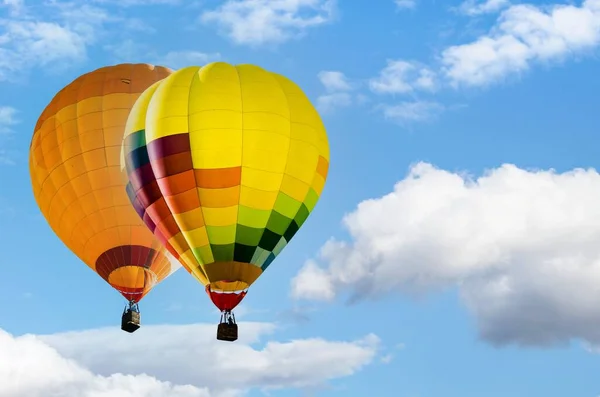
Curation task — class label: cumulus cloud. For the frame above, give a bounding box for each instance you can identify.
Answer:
[25,322,380,396]
[291,163,600,347]
[0,328,213,397]
[200,0,336,46]
[442,0,600,86]
[457,0,510,16]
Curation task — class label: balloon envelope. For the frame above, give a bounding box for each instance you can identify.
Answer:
[29,63,178,303]
[123,62,330,310]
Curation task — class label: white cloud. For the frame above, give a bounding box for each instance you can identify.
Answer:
[395,0,416,9]
[318,70,353,92]
[291,163,600,347]
[1,0,24,16]
[0,19,88,80]
[154,51,222,70]
[200,0,336,46]
[458,0,510,16]
[369,60,437,94]
[0,2,163,81]
[442,0,600,86]
[379,101,444,123]
[0,3,114,81]
[316,70,361,113]
[0,106,18,134]
[0,328,213,397]
[317,92,353,113]
[105,39,220,70]
[92,0,180,6]
[30,322,379,395]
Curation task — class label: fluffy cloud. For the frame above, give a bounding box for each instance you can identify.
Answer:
[442,0,600,86]
[291,163,600,347]
[369,60,436,94]
[16,321,379,396]
[0,328,212,397]
[457,0,510,16]
[200,0,336,46]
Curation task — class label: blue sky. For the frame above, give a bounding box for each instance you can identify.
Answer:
[1,0,600,396]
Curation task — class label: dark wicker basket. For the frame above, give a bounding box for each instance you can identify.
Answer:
[217,323,238,342]
[121,310,141,333]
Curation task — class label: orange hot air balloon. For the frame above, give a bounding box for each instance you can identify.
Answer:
[29,63,176,333]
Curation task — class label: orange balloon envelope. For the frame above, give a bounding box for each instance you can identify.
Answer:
[29,64,178,313]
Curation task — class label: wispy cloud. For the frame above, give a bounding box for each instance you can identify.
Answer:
[395,0,417,9]
[457,0,510,16]
[379,101,445,123]
[369,60,437,94]
[200,0,337,46]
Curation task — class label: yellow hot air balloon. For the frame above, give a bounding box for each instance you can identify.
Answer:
[123,62,330,341]
[29,63,176,333]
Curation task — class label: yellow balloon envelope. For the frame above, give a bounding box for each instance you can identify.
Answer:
[29,64,177,331]
[122,62,330,337]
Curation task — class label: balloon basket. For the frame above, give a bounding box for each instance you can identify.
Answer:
[121,302,141,333]
[216,310,238,342]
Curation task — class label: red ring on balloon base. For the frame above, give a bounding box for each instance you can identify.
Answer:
[205,284,248,312]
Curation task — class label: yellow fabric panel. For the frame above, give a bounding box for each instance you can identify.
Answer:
[311,173,326,196]
[241,168,282,191]
[284,139,320,184]
[198,186,240,208]
[239,186,278,210]
[172,207,205,231]
[188,63,243,169]
[272,73,330,160]
[242,130,289,173]
[202,206,238,227]
[29,63,177,299]
[280,174,310,202]
[146,66,200,140]
[185,227,210,247]
[124,80,162,139]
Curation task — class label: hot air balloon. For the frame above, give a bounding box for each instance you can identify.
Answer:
[123,62,330,341]
[29,63,176,333]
